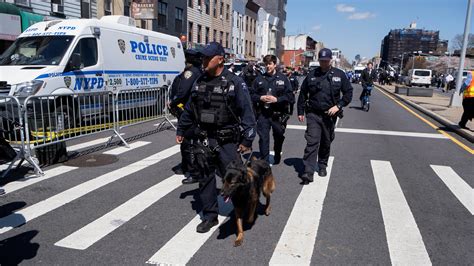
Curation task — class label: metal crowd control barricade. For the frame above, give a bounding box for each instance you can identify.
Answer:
[114,87,175,146]
[0,95,41,177]
[23,92,126,166]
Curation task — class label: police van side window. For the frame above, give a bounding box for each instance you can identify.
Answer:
[67,38,98,71]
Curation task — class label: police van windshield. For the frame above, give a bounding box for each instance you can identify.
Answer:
[0,36,74,66]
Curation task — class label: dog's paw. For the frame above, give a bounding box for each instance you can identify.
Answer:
[234,236,243,247]
[265,206,272,216]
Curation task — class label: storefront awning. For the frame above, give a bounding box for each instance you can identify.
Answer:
[0,2,21,16]
[20,11,43,31]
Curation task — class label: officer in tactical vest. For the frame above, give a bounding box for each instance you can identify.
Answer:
[169,49,202,184]
[249,55,294,165]
[241,61,260,87]
[287,70,299,115]
[176,42,256,233]
[297,48,353,184]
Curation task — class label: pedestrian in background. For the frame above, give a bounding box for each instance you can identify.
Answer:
[250,55,294,164]
[297,48,353,184]
[458,70,474,129]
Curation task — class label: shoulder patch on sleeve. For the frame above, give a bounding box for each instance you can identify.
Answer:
[184,71,193,79]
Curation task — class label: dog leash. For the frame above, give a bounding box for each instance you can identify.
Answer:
[241,148,253,166]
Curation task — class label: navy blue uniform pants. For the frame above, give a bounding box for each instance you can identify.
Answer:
[196,138,240,221]
[303,112,336,173]
[257,114,286,162]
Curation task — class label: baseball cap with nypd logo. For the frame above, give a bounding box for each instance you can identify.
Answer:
[318,48,332,60]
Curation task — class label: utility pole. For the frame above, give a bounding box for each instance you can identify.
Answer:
[450,0,472,107]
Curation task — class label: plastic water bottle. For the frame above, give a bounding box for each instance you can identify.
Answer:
[264,88,272,109]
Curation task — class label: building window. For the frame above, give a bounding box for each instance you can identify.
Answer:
[236,16,239,28]
[226,32,229,48]
[213,0,217,17]
[124,1,130,16]
[51,0,64,14]
[213,29,217,42]
[246,16,248,32]
[226,4,230,20]
[175,7,183,33]
[188,22,194,43]
[81,0,91,18]
[197,25,202,43]
[220,2,224,18]
[188,0,193,8]
[245,40,248,55]
[254,20,256,34]
[205,27,210,44]
[205,0,210,15]
[158,1,167,28]
[220,31,223,45]
[104,0,112,16]
[15,0,30,7]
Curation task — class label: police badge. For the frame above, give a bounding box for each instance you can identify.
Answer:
[64,76,71,88]
[163,74,167,82]
[118,39,126,54]
[171,47,176,58]
[184,70,193,79]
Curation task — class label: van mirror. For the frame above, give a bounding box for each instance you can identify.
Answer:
[68,53,82,70]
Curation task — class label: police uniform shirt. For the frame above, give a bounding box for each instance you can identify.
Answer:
[249,71,294,112]
[297,67,353,115]
[169,65,202,106]
[177,68,256,147]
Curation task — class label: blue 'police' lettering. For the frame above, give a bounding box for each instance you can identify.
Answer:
[129,40,169,59]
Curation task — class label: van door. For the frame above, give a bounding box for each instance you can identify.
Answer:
[63,36,107,127]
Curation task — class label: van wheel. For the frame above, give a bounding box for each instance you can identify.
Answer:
[425,85,429,88]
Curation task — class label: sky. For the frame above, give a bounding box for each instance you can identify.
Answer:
[285,0,474,62]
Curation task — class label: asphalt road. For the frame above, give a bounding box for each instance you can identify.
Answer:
[0,83,472,265]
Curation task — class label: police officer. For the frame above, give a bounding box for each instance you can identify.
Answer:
[241,61,260,88]
[287,70,299,115]
[169,49,202,184]
[176,42,256,233]
[297,48,353,184]
[250,55,294,165]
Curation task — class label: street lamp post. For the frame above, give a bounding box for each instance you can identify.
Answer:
[450,0,472,107]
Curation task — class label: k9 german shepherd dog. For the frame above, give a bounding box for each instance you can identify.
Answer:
[221,158,276,246]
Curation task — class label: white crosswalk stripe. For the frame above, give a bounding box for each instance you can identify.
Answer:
[269,157,334,265]
[146,196,234,265]
[430,165,474,215]
[67,133,125,153]
[55,174,183,250]
[371,160,431,265]
[0,145,180,234]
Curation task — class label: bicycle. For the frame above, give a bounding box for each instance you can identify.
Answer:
[361,86,373,112]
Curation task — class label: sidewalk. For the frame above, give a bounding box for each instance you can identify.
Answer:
[375,84,474,143]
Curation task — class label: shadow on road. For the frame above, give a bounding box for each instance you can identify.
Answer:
[0,230,40,265]
[0,202,26,219]
[284,157,305,177]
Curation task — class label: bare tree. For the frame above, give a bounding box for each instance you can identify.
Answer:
[451,33,474,51]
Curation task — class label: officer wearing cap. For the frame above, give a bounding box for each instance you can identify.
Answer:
[297,48,353,184]
[249,55,294,164]
[169,49,202,184]
[176,42,256,233]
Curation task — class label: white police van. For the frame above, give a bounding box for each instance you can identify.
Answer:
[0,16,184,126]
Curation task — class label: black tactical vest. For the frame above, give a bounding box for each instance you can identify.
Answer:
[192,73,238,128]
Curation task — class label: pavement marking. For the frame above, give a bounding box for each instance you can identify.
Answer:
[102,141,150,155]
[430,165,474,215]
[55,174,184,250]
[376,86,474,155]
[269,157,334,265]
[0,145,180,234]
[2,166,78,195]
[67,134,125,153]
[371,160,431,265]
[286,125,448,139]
[146,196,234,265]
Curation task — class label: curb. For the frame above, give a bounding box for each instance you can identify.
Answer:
[375,84,474,143]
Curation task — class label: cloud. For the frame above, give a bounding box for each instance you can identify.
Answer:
[311,25,322,32]
[348,12,376,20]
[336,4,356,13]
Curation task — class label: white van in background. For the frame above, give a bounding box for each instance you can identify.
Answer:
[405,69,432,88]
[0,16,185,98]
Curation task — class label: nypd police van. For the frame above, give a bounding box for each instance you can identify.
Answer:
[0,16,184,119]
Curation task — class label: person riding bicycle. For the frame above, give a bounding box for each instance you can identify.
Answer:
[359,62,377,104]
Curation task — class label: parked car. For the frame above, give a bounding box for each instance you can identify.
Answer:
[404,69,432,88]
